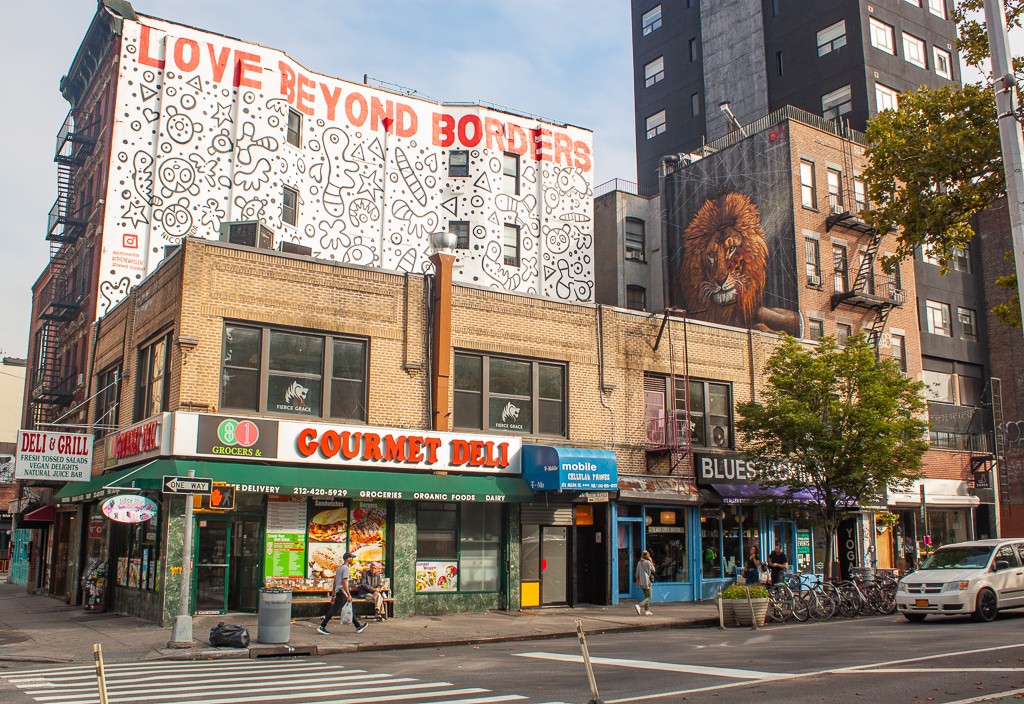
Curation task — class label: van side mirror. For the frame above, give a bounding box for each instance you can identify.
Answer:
[995,560,1011,571]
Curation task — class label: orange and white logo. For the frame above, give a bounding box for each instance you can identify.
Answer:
[123,233,139,249]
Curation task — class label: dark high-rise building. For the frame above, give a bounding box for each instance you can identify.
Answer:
[631,0,959,191]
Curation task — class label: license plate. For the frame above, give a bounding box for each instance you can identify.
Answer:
[915,599,929,608]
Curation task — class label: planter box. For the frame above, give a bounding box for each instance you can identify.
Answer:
[725,597,768,627]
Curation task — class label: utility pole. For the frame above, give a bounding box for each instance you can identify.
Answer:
[984,0,1024,332]
[168,470,196,648]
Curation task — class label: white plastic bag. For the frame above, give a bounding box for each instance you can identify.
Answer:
[340,601,354,625]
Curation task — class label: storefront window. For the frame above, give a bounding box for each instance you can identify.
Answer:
[453,352,566,437]
[700,509,723,578]
[416,503,503,592]
[646,508,688,583]
[110,500,161,591]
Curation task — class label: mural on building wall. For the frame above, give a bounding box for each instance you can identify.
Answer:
[99,19,595,317]
[664,124,799,335]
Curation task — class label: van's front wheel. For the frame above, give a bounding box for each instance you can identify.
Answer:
[972,588,998,622]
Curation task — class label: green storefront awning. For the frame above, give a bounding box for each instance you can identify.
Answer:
[55,459,534,504]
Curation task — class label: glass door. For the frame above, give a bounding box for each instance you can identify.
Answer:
[229,518,262,612]
[541,526,568,605]
[617,521,642,599]
[195,519,230,614]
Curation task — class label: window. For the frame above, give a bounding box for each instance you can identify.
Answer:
[817,20,847,56]
[928,0,946,19]
[821,85,853,121]
[449,221,469,249]
[691,93,700,117]
[94,365,121,437]
[805,237,822,286]
[903,33,927,68]
[809,318,825,341]
[921,243,941,266]
[958,363,984,406]
[904,0,922,6]
[837,323,853,347]
[884,255,903,298]
[876,83,900,112]
[110,510,161,591]
[952,246,972,273]
[282,186,298,227]
[933,46,952,79]
[220,324,367,421]
[625,218,646,261]
[678,379,732,449]
[776,50,784,77]
[646,110,666,138]
[503,223,520,267]
[689,38,698,62]
[502,153,520,195]
[645,56,665,87]
[287,108,302,147]
[833,243,849,293]
[827,168,843,209]
[800,160,816,209]
[453,353,566,437]
[958,307,978,340]
[416,503,502,593]
[930,431,989,452]
[923,369,954,403]
[924,299,952,336]
[642,5,662,35]
[449,150,469,177]
[869,18,896,55]
[627,285,647,311]
[135,333,171,421]
[854,177,867,211]
[891,334,907,373]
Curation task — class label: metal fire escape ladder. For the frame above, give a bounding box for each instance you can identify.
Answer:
[646,311,693,479]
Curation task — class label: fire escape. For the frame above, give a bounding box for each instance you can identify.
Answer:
[826,134,903,351]
[643,310,693,478]
[31,110,95,412]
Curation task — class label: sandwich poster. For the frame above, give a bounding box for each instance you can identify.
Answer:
[307,502,350,589]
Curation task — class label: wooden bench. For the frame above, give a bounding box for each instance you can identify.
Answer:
[290,590,394,618]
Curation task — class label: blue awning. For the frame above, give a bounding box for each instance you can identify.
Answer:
[521,446,618,491]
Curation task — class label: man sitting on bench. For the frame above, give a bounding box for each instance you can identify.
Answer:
[357,561,389,621]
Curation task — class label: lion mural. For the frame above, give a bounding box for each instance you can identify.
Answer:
[679,192,796,333]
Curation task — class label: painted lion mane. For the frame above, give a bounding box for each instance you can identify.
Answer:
[679,192,769,327]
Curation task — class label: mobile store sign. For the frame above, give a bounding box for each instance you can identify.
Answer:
[16,430,93,482]
[175,413,522,475]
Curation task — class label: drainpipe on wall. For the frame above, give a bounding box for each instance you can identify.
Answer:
[429,250,455,431]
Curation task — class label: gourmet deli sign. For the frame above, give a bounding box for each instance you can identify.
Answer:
[16,430,93,482]
[174,413,522,475]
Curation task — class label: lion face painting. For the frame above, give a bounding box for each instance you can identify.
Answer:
[679,192,770,328]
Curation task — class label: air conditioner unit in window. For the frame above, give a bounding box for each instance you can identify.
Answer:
[831,204,844,216]
[625,250,644,261]
[808,274,821,286]
[219,221,275,250]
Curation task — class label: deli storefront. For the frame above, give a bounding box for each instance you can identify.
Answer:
[56,412,533,625]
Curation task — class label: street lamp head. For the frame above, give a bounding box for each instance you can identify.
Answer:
[429,230,458,254]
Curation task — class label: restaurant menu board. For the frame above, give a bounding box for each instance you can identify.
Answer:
[264,496,307,587]
[349,501,386,581]
[306,501,349,590]
[416,561,458,592]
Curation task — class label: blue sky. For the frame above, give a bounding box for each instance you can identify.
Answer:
[0,0,637,358]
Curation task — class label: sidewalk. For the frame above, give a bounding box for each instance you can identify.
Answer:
[0,581,719,664]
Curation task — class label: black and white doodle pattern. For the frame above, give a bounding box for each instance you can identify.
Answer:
[98,20,594,316]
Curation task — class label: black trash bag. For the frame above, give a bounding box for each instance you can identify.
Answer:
[209,622,250,648]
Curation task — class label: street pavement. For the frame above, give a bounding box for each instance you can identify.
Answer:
[0,580,719,664]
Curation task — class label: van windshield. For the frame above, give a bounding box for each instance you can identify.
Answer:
[920,546,993,570]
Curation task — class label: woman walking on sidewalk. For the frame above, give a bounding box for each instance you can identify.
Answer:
[635,550,655,615]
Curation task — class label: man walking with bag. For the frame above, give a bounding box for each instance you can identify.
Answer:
[318,552,367,635]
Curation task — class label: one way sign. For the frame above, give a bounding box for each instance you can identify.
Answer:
[161,475,213,495]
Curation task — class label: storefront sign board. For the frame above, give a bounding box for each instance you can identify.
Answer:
[16,430,93,482]
[694,452,758,485]
[101,494,157,523]
[103,413,171,469]
[521,446,617,491]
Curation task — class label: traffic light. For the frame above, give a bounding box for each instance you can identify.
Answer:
[202,484,235,510]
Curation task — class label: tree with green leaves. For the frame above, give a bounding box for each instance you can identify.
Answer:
[736,335,928,579]
[863,0,1022,327]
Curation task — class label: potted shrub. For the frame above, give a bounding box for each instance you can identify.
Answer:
[718,583,769,627]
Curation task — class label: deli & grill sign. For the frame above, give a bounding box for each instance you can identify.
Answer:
[16,430,93,482]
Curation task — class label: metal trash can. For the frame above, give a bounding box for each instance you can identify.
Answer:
[257,588,292,644]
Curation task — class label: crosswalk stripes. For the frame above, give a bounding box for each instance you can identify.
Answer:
[0,658,529,704]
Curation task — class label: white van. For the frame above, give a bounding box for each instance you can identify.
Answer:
[896,539,1024,622]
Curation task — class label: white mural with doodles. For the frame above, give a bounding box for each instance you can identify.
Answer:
[98,16,595,317]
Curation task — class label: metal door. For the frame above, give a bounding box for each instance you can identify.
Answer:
[195,519,231,614]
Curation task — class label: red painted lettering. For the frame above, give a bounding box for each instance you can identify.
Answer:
[138,25,166,69]
[395,102,417,137]
[507,124,528,156]
[485,117,506,152]
[173,38,200,72]
[233,51,262,88]
[573,140,592,172]
[296,73,316,116]
[370,97,395,133]
[458,115,483,148]
[208,43,232,83]
[498,442,509,468]
[278,61,296,104]
[553,132,573,167]
[320,83,342,121]
[536,128,553,162]
[345,92,368,127]
[296,428,318,457]
[432,112,455,147]
[529,128,542,161]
